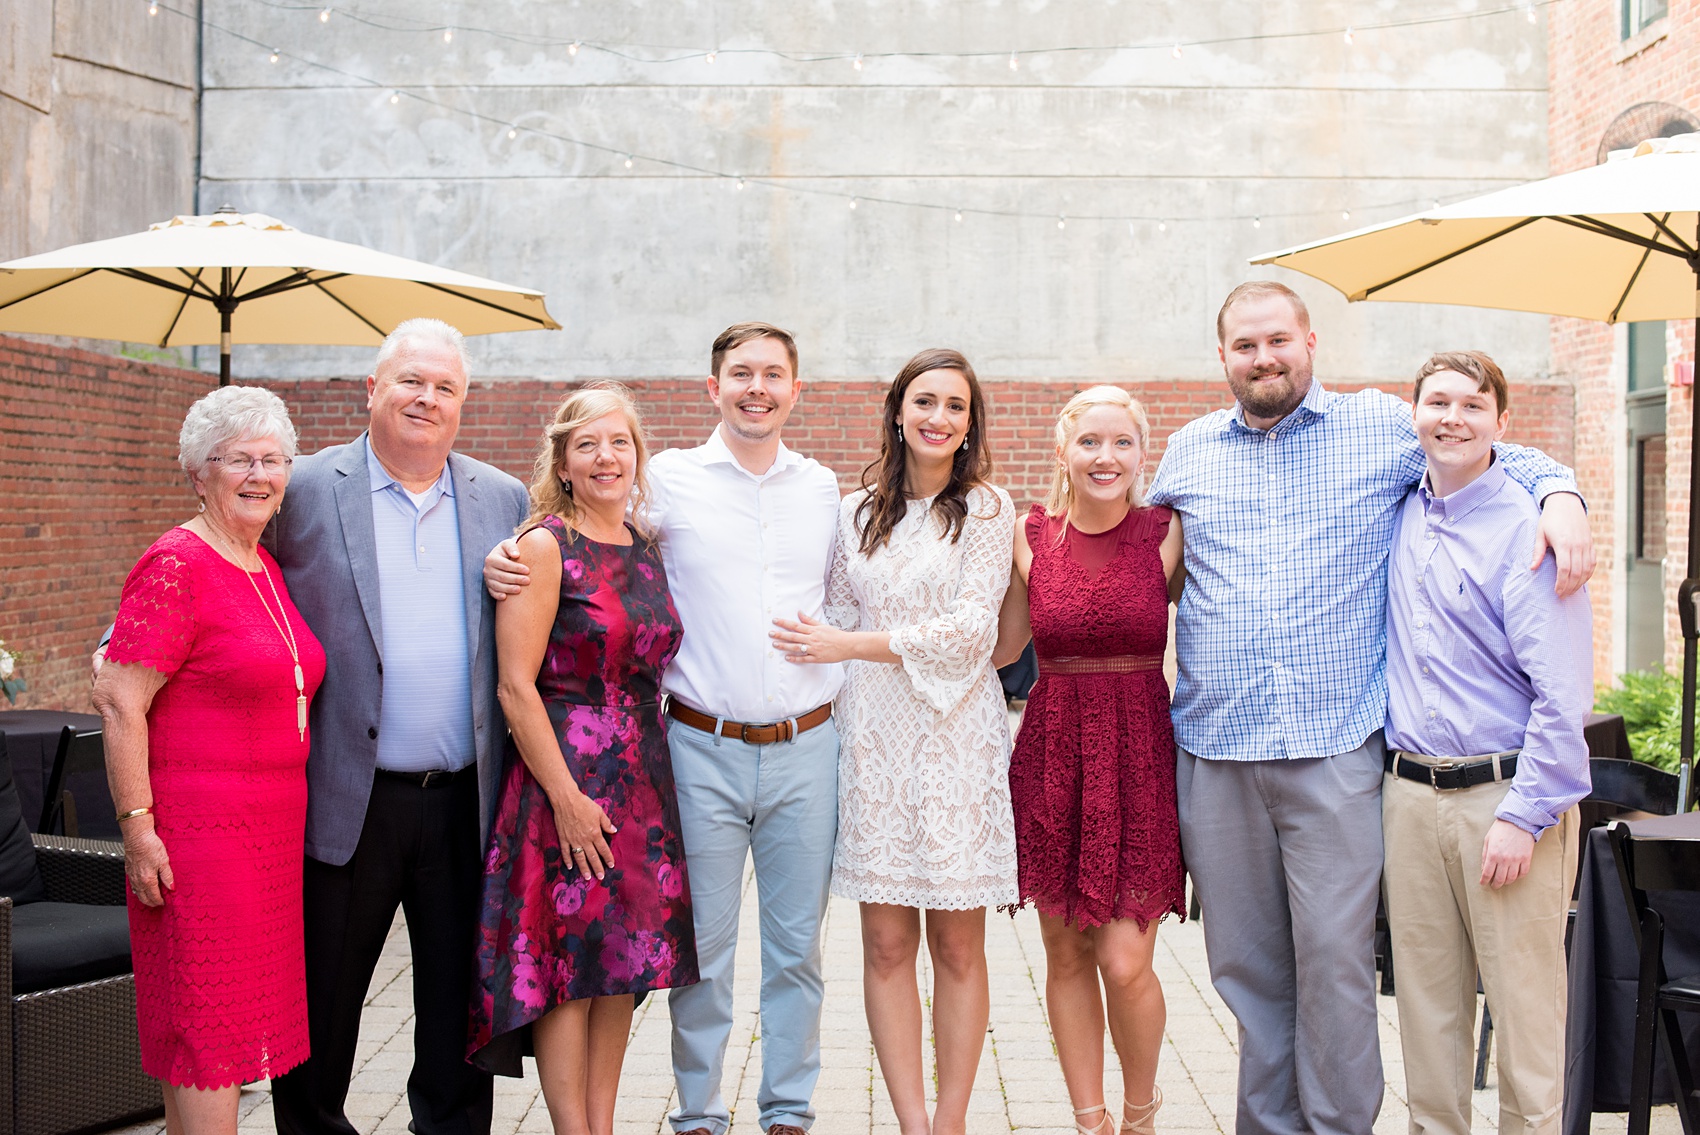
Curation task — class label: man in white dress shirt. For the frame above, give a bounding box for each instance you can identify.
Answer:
[488,323,841,1135]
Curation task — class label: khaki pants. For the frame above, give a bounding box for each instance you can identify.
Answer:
[1382,764,1579,1135]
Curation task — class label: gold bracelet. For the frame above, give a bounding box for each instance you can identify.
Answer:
[116,806,153,822]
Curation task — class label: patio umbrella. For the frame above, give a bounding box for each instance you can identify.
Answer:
[1251,132,1700,805]
[0,206,560,384]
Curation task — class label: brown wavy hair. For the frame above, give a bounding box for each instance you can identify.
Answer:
[855,348,994,554]
[522,382,653,540]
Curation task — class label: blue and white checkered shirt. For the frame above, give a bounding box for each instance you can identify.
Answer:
[1147,381,1578,763]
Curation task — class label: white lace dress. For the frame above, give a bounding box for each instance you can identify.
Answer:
[827,484,1019,910]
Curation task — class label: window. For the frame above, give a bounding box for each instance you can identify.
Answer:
[1623,0,1668,38]
[1629,321,1667,392]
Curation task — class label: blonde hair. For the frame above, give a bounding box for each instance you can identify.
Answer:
[522,383,653,538]
[1044,385,1151,517]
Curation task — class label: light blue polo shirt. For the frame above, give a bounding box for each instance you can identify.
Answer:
[365,438,475,772]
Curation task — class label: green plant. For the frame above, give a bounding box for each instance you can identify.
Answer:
[0,638,26,705]
[1595,665,1683,773]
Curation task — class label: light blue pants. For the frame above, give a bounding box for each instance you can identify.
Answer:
[666,716,839,1135]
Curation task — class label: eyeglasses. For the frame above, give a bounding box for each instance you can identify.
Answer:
[207,454,293,474]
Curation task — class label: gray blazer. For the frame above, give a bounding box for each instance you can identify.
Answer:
[267,433,529,866]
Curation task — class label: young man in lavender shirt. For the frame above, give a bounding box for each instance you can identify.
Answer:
[1381,350,1592,1135]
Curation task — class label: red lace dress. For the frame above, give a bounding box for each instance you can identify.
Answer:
[1008,505,1185,930]
[106,527,325,1089]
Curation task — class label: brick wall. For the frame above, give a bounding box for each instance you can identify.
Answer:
[1548,0,1700,680]
[2,334,1573,712]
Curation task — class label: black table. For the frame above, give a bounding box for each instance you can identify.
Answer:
[0,709,114,840]
[1563,811,1700,1134]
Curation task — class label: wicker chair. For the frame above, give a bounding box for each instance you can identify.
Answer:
[0,737,160,1135]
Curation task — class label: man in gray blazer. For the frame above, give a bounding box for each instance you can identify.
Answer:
[267,319,528,1135]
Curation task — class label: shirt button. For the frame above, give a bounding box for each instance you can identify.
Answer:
[1427,710,1436,719]
[418,546,426,554]
[1422,666,1430,674]
[1414,618,1425,629]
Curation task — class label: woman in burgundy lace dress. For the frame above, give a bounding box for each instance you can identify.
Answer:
[994,386,1185,1135]
[467,383,696,1134]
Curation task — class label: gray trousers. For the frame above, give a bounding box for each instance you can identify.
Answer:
[1176,734,1386,1135]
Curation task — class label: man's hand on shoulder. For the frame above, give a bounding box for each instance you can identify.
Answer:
[1531,491,1595,598]
[485,538,528,599]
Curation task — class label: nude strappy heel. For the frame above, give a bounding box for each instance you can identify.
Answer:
[1121,1086,1162,1134]
[1074,1103,1113,1134]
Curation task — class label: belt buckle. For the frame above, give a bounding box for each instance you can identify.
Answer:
[739,722,765,745]
[1429,761,1461,790]
[420,769,446,788]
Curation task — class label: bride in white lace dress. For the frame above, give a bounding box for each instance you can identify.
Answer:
[771,348,1015,1135]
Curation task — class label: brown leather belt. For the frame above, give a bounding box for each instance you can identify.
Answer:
[1037,654,1165,675]
[666,699,834,745]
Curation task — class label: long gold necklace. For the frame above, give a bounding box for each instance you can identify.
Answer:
[206,522,307,741]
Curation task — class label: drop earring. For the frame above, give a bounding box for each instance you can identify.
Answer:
[896,424,903,442]
[197,498,206,513]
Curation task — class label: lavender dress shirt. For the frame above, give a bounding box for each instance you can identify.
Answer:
[1384,460,1593,837]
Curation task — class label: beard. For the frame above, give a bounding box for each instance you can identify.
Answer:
[1228,358,1313,423]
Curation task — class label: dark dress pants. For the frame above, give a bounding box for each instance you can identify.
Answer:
[273,772,494,1135]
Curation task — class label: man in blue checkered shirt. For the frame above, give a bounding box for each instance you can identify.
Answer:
[1147,282,1593,1135]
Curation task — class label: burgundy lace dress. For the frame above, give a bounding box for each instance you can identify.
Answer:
[1008,504,1185,930]
[106,527,324,1088]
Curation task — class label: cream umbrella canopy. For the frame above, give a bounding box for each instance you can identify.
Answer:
[0,207,561,384]
[1252,132,1700,804]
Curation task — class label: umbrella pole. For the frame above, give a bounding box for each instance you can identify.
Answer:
[1684,275,1700,812]
[218,267,232,387]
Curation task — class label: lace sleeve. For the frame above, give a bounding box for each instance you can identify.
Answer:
[106,543,198,679]
[889,487,1015,714]
[824,495,862,631]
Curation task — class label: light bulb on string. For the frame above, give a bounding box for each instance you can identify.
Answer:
[318,8,330,22]
[624,154,634,169]
[1057,216,1066,230]
[1171,43,1183,59]
[442,28,453,43]
[1343,26,1354,45]
[506,126,517,139]
[1008,52,1019,71]
[1432,199,1441,210]
[147,1,158,15]
[1158,219,1168,233]
[1341,208,1351,221]
[736,176,746,190]
[567,40,579,56]
[853,53,863,71]
[269,48,280,63]
[388,90,400,105]
[1526,2,1538,22]
[848,197,859,211]
[1252,216,1261,229]
[705,51,716,64]
[954,210,963,223]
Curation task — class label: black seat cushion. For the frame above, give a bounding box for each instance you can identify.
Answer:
[0,751,47,905]
[10,901,132,994]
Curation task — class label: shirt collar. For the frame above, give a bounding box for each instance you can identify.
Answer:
[1418,456,1504,521]
[365,434,455,498]
[1225,378,1332,436]
[700,424,803,478]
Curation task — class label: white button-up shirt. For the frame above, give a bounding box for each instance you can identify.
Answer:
[648,426,844,722]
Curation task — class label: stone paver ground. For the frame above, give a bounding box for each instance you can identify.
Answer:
[109,860,1668,1134]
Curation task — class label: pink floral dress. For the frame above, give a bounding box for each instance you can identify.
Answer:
[468,517,696,1075]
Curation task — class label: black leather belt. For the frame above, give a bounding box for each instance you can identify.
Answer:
[1385,749,1519,792]
[375,765,476,788]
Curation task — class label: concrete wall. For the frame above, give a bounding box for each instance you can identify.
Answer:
[0,0,199,262]
[197,0,1558,387]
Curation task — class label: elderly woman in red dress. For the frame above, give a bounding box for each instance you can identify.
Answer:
[93,386,324,1135]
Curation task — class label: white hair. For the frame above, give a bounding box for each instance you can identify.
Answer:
[374,317,469,375]
[178,385,298,482]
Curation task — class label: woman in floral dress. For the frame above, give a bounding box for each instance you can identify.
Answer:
[468,383,696,1134]
[772,348,1015,1135]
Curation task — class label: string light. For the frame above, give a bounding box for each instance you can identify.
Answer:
[853,53,863,71]
[318,7,329,22]
[1008,52,1019,71]
[705,51,716,64]
[442,28,452,43]
[268,48,280,63]
[507,126,517,139]
[148,1,159,14]
[736,176,747,190]
[1057,216,1067,230]
[567,40,579,56]
[1526,2,1538,22]
[160,1,1484,234]
[1341,208,1351,221]
[1343,26,1354,45]
[1171,44,1183,59]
